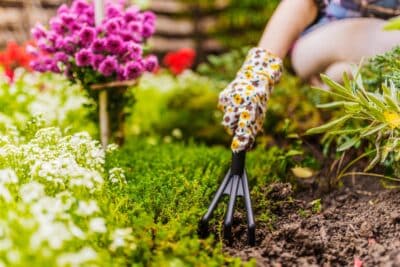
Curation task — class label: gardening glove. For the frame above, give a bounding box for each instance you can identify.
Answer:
[218,47,283,152]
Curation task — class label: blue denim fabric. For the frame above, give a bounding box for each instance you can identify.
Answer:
[303,0,399,35]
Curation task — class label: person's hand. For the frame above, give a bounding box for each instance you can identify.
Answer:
[218,48,283,152]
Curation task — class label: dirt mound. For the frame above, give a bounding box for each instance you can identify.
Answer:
[224,182,400,266]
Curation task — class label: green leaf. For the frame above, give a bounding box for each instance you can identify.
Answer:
[320,74,354,100]
[384,16,400,31]
[306,114,351,135]
[316,101,347,108]
[360,123,387,137]
[337,136,359,152]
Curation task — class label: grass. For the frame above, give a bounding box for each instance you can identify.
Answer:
[105,138,294,266]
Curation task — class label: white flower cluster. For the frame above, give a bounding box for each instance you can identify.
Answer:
[0,126,132,266]
[0,71,94,137]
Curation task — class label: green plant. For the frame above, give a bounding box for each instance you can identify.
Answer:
[197,47,250,81]
[307,72,400,176]
[129,71,229,145]
[361,46,400,90]
[0,71,96,136]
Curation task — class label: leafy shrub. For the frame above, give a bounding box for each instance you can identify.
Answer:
[307,71,400,177]
[129,71,230,145]
[361,46,400,90]
[0,123,142,266]
[105,135,299,265]
[0,71,95,136]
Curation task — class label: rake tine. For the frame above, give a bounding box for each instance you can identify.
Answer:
[224,174,240,244]
[242,169,256,245]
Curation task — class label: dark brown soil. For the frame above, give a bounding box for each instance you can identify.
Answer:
[223,179,400,267]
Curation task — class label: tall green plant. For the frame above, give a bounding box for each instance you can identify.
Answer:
[307,72,400,173]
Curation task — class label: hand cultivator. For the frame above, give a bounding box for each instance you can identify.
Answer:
[199,151,256,246]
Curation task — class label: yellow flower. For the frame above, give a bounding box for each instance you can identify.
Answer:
[239,121,246,128]
[245,65,253,71]
[246,84,254,91]
[244,71,253,79]
[233,94,242,105]
[384,111,400,129]
[270,63,281,71]
[240,111,251,121]
[227,107,233,112]
[231,138,240,150]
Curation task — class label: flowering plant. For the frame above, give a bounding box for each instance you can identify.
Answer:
[30,0,158,88]
[0,41,32,81]
[163,48,196,75]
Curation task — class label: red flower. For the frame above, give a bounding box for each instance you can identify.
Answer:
[0,41,33,80]
[163,48,196,75]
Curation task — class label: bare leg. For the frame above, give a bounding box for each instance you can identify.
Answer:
[291,18,400,82]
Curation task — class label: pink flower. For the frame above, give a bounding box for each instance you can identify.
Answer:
[143,55,158,72]
[31,24,47,40]
[79,27,96,46]
[98,56,118,76]
[75,48,93,67]
[105,36,123,53]
[123,61,143,80]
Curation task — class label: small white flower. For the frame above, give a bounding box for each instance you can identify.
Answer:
[0,184,12,202]
[6,250,20,264]
[106,143,119,153]
[76,200,100,217]
[89,217,107,233]
[19,182,45,203]
[68,221,85,239]
[109,228,136,252]
[0,169,18,184]
[30,221,72,250]
[57,246,97,267]
[108,168,126,184]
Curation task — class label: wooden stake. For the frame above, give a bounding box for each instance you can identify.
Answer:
[94,0,109,149]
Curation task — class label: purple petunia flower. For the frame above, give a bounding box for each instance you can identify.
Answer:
[105,36,123,53]
[127,21,142,33]
[143,11,156,23]
[143,55,158,72]
[90,39,105,53]
[37,39,55,54]
[50,18,65,35]
[124,6,140,23]
[104,18,122,34]
[70,22,82,33]
[44,58,61,73]
[31,23,47,40]
[91,54,105,69]
[71,0,90,13]
[123,61,143,80]
[60,13,76,25]
[57,4,69,15]
[142,22,155,38]
[98,56,118,76]
[75,48,93,67]
[30,60,47,73]
[31,0,158,81]
[106,4,123,19]
[123,41,142,60]
[54,52,69,64]
[79,27,96,46]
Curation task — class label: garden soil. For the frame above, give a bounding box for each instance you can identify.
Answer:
[223,179,400,266]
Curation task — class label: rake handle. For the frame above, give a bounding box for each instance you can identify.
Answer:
[230,151,246,176]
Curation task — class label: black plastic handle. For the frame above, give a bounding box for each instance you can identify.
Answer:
[230,151,245,176]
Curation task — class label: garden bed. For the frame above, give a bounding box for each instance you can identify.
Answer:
[224,178,400,266]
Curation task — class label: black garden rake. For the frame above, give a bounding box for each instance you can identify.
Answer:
[199,151,256,246]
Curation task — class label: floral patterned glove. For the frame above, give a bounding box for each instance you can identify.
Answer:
[218,48,283,152]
